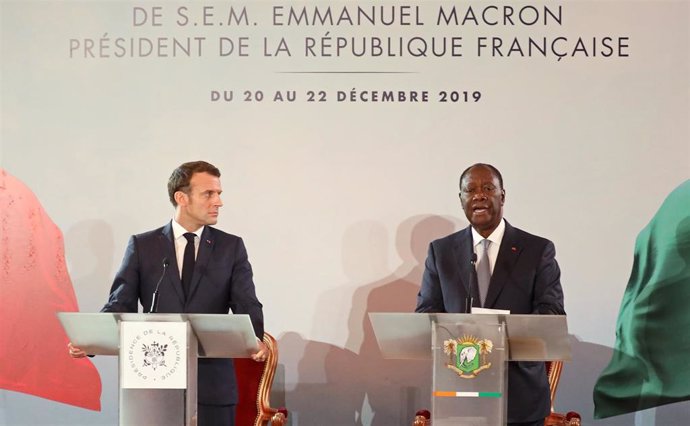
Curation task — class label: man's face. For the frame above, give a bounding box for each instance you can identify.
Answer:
[459,166,505,238]
[175,172,223,230]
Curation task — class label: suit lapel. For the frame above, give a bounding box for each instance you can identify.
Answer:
[160,223,186,306]
[484,221,521,308]
[187,226,214,301]
[452,227,476,311]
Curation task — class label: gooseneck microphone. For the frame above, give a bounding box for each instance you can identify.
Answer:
[149,257,169,313]
[466,253,478,313]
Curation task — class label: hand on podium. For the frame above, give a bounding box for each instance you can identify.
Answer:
[67,342,87,358]
[250,340,268,362]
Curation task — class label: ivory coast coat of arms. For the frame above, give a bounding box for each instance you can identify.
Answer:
[443,335,493,378]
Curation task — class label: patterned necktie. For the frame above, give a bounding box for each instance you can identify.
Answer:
[181,233,196,299]
[477,239,491,307]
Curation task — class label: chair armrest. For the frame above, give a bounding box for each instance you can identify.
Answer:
[412,409,430,426]
[270,407,288,425]
[545,411,582,426]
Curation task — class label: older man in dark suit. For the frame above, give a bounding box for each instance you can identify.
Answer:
[416,163,565,426]
[70,161,266,426]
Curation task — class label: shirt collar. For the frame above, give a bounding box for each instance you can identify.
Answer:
[171,219,204,240]
[471,218,506,248]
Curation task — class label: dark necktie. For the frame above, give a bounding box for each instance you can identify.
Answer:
[477,239,491,307]
[181,232,196,299]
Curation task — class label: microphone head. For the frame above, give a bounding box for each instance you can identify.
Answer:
[162,257,169,267]
[471,253,477,264]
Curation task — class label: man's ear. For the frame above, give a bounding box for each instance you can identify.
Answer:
[174,191,188,206]
[458,192,467,209]
[500,189,506,205]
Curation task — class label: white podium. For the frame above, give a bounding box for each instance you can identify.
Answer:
[58,312,259,426]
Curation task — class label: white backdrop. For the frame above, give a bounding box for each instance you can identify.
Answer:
[1,1,688,424]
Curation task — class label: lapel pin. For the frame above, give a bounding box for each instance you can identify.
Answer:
[206,239,212,245]
[511,246,518,252]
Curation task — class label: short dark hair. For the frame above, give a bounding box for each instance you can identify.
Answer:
[168,161,221,206]
[459,163,504,190]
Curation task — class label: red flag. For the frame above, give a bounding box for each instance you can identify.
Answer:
[0,168,101,410]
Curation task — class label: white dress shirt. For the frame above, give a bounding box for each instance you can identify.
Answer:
[470,218,506,275]
[171,219,203,279]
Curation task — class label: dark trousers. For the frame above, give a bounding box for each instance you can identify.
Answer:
[198,403,236,426]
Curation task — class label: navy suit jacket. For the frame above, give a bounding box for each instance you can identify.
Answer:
[416,220,565,423]
[102,222,264,405]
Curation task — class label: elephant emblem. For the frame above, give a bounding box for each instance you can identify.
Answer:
[459,345,478,366]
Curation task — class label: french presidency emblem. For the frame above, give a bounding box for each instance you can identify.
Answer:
[142,342,168,370]
[121,321,187,389]
[443,335,493,378]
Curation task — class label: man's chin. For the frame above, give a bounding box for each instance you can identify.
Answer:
[471,219,498,234]
[471,218,492,228]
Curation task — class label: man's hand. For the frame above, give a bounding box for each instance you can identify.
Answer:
[68,342,87,358]
[250,340,268,362]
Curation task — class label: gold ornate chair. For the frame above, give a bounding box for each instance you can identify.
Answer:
[412,361,581,426]
[234,332,287,426]
[544,361,581,426]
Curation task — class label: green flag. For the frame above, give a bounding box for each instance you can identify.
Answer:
[593,180,690,418]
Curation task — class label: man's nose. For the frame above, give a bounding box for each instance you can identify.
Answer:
[472,191,488,201]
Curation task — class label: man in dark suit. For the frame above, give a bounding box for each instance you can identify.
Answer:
[69,161,266,426]
[416,163,565,426]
